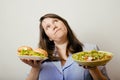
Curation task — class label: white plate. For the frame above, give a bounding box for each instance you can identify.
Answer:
[18,55,48,60]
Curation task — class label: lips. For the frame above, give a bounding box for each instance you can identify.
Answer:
[54,29,61,34]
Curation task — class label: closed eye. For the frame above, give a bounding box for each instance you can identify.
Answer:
[54,19,58,23]
[45,25,51,30]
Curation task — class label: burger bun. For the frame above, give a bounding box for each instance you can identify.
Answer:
[34,48,48,57]
[17,46,32,53]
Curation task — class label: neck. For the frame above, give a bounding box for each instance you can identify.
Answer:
[54,35,68,45]
[55,40,68,61]
[55,40,68,49]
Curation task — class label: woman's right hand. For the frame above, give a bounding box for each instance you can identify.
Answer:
[21,59,42,68]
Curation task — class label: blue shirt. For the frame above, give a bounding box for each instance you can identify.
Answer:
[38,43,110,80]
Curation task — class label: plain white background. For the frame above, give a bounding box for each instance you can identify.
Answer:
[0,0,120,80]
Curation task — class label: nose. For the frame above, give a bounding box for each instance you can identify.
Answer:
[52,25,57,30]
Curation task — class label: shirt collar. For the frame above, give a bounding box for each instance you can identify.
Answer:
[52,54,74,73]
[63,54,74,69]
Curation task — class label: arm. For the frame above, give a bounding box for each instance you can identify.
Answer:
[89,67,107,80]
[26,67,40,80]
[88,45,108,80]
[21,59,42,80]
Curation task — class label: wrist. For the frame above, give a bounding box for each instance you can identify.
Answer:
[31,67,40,72]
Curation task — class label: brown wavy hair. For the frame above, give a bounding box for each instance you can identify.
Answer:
[39,13,83,61]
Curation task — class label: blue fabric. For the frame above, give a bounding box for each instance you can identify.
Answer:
[40,56,87,80]
[38,43,110,80]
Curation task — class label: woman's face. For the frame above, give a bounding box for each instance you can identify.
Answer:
[41,18,68,43]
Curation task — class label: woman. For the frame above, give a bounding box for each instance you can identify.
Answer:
[21,13,110,80]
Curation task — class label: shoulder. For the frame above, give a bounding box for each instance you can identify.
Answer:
[82,43,99,51]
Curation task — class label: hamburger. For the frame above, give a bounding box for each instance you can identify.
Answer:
[17,46,48,60]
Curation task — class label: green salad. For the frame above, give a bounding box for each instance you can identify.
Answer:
[72,50,111,62]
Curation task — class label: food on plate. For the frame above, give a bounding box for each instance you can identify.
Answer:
[72,50,113,66]
[17,46,33,54]
[33,48,48,57]
[72,50,112,61]
[17,46,48,60]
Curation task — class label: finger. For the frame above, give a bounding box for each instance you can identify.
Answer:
[23,59,33,66]
[21,59,29,63]
[83,66,97,69]
[33,60,38,65]
[83,66,88,69]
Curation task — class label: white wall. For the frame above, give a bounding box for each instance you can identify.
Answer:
[0,0,120,80]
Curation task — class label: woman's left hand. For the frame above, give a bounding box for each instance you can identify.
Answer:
[79,65,97,70]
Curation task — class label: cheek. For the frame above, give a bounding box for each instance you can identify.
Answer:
[45,30,53,38]
[60,24,67,32]
[63,27,68,34]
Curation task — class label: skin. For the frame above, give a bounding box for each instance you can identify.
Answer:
[42,18,68,62]
[21,17,107,80]
[42,18,68,44]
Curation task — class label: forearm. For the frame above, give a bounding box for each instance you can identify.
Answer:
[26,67,40,80]
[89,67,107,80]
